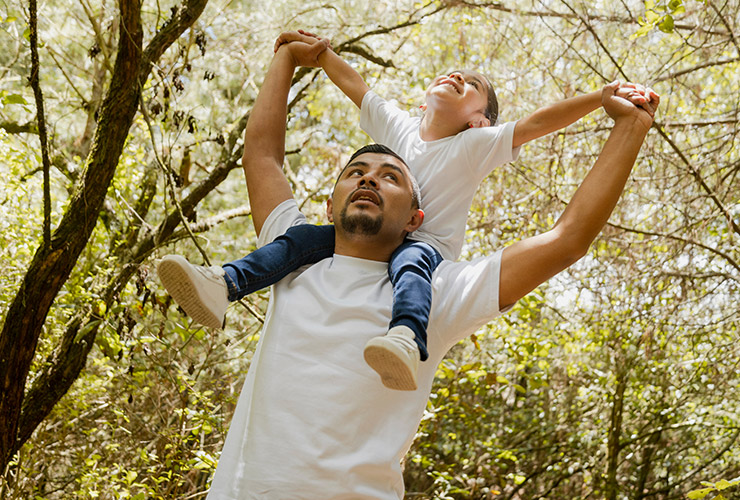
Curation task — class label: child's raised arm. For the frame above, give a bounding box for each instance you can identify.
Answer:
[275,30,370,109]
[512,83,651,148]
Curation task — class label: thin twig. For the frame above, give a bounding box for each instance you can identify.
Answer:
[138,96,212,266]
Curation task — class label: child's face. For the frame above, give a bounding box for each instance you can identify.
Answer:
[424,70,490,128]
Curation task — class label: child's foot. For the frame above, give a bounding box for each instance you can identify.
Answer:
[157,255,229,329]
[363,325,420,391]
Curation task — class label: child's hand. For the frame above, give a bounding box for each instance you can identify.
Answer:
[274,30,330,68]
[611,81,659,116]
[602,81,660,130]
[274,30,331,54]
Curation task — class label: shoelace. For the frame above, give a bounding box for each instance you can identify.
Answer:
[195,265,225,280]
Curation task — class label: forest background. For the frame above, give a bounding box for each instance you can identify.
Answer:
[0,0,738,498]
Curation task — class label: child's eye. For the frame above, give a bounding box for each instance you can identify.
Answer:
[470,81,479,88]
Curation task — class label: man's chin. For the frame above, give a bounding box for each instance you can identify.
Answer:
[339,211,383,236]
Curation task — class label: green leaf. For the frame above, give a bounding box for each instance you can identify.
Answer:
[74,319,102,343]
[631,23,655,39]
[716,479,731,490]
[3,94,27,105]
[687,488,714,499]
[658,15,675,33]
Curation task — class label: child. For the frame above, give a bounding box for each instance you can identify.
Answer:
[158,32,650,391]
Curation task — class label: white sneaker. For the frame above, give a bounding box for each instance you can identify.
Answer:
[363,325,420,391]
[157,255,229,329]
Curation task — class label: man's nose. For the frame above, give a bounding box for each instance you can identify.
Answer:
[358,174,378,188]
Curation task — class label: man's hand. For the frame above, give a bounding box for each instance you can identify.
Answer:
[602,80,660,130]
[273,30,330,68]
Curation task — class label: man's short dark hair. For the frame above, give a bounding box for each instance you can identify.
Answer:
[338,144,422,210]
[347,144,406,166]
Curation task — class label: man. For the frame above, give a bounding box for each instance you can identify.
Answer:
[159,36,658,499]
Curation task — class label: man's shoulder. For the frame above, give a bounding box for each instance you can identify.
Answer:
[431,251,503,305]
[256,199,307,248]
[427,250,506,348]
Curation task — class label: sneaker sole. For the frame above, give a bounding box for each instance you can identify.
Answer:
[363,345,417,391]
[157,258,224,329]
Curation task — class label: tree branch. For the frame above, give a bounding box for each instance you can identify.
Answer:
[28,0,52,248]
[653,125,740,237]
[655,56,740,81]
[607,221,740,276]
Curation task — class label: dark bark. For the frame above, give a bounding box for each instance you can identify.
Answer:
[0,0,143,471]
[0,0,208,472]
[634,424,663,499]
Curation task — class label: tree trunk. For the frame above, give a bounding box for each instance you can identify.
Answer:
[0,0,208,472]
[605,366,627,500]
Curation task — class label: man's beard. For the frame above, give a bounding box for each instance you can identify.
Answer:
[339,206,383,235]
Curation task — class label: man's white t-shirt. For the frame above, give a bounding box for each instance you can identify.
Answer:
[207,200,507,500]
[361,91,521,260]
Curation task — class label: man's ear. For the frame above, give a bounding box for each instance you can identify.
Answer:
[404,209,424,233]
[468,114,491,129]
[326,198,334,223]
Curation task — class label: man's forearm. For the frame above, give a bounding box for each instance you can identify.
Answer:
[244,48,296,169]
[242,47,298,234]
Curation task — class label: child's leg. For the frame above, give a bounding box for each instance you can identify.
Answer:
[387,240,443,361]
[158,224,334,329]
[222,224,335,301]
[362,240,443,391]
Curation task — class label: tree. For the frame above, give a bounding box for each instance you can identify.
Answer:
[0,0,208,473]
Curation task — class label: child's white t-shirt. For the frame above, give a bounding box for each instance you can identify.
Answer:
[360,91,521,260]
[206,200,506,499]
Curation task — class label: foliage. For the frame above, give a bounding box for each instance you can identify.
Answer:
[633,0,688,37]
[1,0,739,498]
[688,476,740,500]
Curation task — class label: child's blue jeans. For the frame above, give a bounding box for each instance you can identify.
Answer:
[221,224,442,361]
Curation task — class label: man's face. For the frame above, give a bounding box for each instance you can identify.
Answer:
[424,70,490,127]
[328,153,421,242]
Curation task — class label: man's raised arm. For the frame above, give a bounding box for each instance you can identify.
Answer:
[498,81,659,310]
[242,36,328,235]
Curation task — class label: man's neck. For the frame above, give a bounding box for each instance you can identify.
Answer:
[333,234,399,262]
